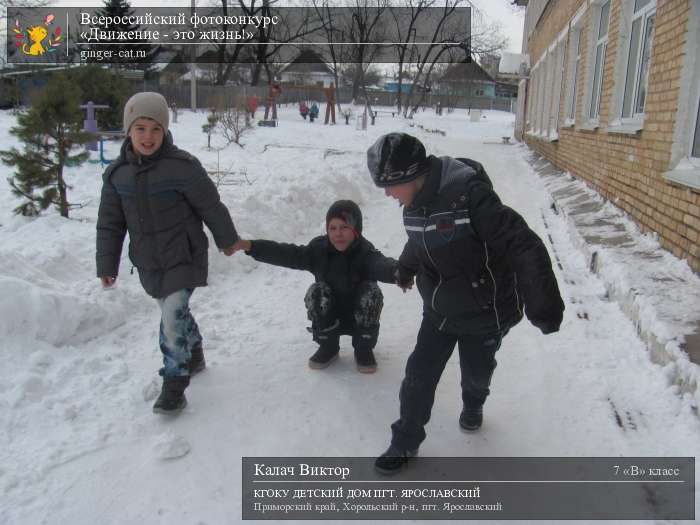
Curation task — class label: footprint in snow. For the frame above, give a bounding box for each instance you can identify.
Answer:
[153,432,191,460]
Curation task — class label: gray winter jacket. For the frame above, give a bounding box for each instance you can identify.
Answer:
[96,132,238,298]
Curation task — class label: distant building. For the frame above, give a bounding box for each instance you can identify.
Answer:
[437,61,495,97]
[279,49,334,87]
[383,81,414,93]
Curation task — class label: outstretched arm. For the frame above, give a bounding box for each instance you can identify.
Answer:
[245,239,315,272]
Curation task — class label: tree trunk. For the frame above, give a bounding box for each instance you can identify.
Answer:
[57,130,69,218]
[251,62,263,86]
[56,164,68,218]
[351,72,362,101]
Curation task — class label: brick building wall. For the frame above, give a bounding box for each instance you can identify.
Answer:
[522,0,700,272]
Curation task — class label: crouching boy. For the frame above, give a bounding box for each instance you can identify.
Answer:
[233,200,398,373]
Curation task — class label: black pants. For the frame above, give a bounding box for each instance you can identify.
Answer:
[304,281,383,351]
[391,315,507,450]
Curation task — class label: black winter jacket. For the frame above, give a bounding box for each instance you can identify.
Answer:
[248,236,397,313]
[399,155,564,335]
[96,132,238,298]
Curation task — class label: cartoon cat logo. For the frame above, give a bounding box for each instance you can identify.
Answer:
[14,14,62,56]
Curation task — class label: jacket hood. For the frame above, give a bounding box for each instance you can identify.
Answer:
[407,156,492,211]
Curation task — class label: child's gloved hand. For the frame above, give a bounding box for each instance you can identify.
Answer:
[394,266,414,292]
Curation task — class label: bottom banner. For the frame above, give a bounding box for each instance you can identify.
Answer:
[241,457,694,520]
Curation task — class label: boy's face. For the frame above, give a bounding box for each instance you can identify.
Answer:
[129,117,164,157]
[384,179,420,207]
[327,217,356,252]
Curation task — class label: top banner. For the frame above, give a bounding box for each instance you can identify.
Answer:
[7,6,471,64]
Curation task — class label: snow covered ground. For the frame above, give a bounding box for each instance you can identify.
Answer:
[0,104,698,524]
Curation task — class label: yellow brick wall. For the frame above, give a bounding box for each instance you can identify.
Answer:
[523,0,700,272]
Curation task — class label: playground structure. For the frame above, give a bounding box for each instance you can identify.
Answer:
[259,83,281,127]
[80,101,124,167]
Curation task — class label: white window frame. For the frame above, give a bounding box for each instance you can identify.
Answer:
[563,6,586,127]
[664,0,700,189]
[581,0,611,129]
[547,30,568,140]
[535,53,547,136]
[692,97,700,161]
[525,68,532,132]
[527,64,537,133]
[608,0,657,134]
[541,47,554,137]
[528,54,546,136]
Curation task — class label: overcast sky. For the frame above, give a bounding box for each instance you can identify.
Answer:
[470,0,525,53]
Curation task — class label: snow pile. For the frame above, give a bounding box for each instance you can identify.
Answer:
[530,151,700,399]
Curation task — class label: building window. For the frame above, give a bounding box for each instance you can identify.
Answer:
[526,68,537,132]
[621,0,656,120]
[663,0,700,189]
[693,96,700,159]
[588,0,610,121]
[536,60,547,134]
[565,6,583,126]
[549,36,567,138]
[540,50,553,136]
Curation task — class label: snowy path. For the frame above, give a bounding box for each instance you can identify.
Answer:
[0,107,697,524]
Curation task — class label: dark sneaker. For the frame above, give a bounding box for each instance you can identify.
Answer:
[374,445,418,475]
[189,346,206,375]
[308,345,339,369]
[153,376,190,415]
[459,404,483,432]
[354,347,377,374]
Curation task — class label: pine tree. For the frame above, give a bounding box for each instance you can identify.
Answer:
[0,74,91,218]
[94,0,161,75]
[69,65,130,130]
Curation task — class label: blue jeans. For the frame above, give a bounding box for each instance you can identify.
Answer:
[156,288,203,378]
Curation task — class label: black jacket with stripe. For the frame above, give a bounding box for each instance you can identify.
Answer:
[398,155,564,335]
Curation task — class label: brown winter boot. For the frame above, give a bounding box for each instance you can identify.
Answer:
[153,376,190,415]
[308,344,339,369]
[189,346,206,375]
[354,346,377,374]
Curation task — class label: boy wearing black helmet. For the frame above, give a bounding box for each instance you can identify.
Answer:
[232,200,399,373]
[367,133,565,474]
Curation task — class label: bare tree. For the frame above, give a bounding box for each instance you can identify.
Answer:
[346,0,389,103]
[393,0,464,116]
[310,0,349,113]
[388,0,434,114]
[200,0,320,86]
[218,98,252,147]
[311,0,389,104]
[468,3,509,61]
[399,0,508,117]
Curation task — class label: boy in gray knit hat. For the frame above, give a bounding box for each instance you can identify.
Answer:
[96,92,240,415]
